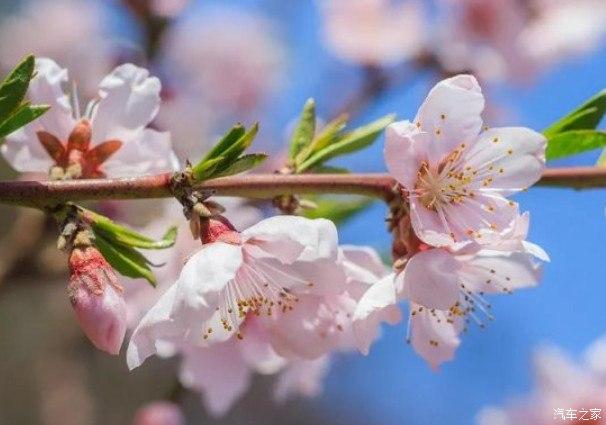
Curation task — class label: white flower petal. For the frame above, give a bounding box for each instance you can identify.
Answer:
[102,128,179,177]
[92,63,161,142]
[403,249,461,309]
[273,356,330,403]
[415,74,485,164]
[353,273,402,355]
[179,343,252,417]
[384,120,429,189]
[409,303,461,369]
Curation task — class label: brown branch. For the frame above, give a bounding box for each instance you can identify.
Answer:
[0,167,604,209]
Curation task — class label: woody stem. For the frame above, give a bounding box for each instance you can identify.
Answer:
[0,167,604,209]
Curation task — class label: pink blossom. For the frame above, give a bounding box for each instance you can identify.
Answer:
[435,0,534,82]
[519,0,606,67]
[133,401,184,425]
[127,215,347,369]
[68,246,127,355]
[384,75,546,247]
[160,8,285,115]
[317,0,426,66]
[0,0,117,96]
[1,58,178,179]
[354,228,547,368]
[150,0,190,18]
[124,199,263,330]
[476,338,606,424]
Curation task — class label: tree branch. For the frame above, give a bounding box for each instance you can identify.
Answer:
[0,167,604,209]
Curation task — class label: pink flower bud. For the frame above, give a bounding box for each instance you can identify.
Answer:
[133,402,184,425]
[68,246,127,355]
[200,216,241,245]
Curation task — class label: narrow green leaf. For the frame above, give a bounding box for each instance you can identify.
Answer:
[546,130,606,160]
[303,197,374,226]
[0,55,35,119]
[93,231,156,285]
[192,156,225,181]
[0,104,49,140]
[84,208,177,249]
[298,114,395,172]
[544,90,606,137]
[295,113,348,167]
[213,153,268,178]
[202,124,245,162]
[217,123,259,169]
[289,98,316,161]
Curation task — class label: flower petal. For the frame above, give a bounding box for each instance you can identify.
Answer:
[415,74,485,164]
[101,128,179,177]
[243,216,339,263]
[353,273,402,355]
[456,248,543,294]
[403,249,460,309]
[273,357,330,403]
[467,127,546,196]
[179,343,252,417]
[384,120,430,189]
[92,64,161,142]
[409,303,461,370]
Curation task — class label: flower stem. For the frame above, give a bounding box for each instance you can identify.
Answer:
[0,167,604,209]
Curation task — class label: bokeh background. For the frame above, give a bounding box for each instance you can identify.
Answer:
[0,0,605,424]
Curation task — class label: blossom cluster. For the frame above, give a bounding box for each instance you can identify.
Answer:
[0,59,549,416]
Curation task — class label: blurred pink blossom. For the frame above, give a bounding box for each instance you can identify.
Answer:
[150,0,189,18]
[1,58,179,179]
[133,401,184,425]
[160,8,285,116]
[0,0,118,95]
[317,0,426,66]
[519,0,606,67]
[476,338,606,424]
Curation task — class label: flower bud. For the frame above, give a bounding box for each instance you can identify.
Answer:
[199,216,241,245]
[133,402,184,425]
[67,246,127,355]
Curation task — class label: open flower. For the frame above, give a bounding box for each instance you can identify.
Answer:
[317,0,426,66]
[354,225,547,368]
[127,215,346,369]
[68,245,127,355]
[1,58,178,179]
[385,75,546,246]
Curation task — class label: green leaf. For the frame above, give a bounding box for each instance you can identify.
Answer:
[303,196,374,226]
[289,98,316,161]
[191,123,260,181]
[191,156,225,181]
[84,208,177,249]
[294,113,348,167]
[0,55,35,120]
[202,124,245,161]
[546,130,606,160]
[93,231,156,285]
[298,114,395,172]
[213,153,268,178]
[544,90,606,137]
[0,104,49,139]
